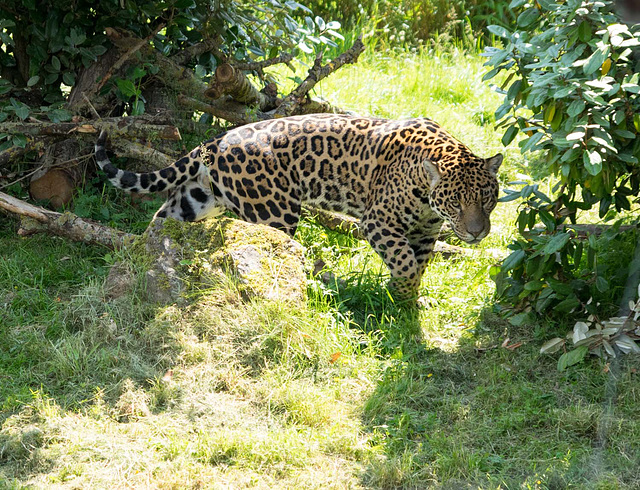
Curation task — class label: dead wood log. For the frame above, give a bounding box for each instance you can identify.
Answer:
[0,118,181,141]
[302,206,507,260]
[111,139,175,169]
[67,47,122,113]
[0,191,136,249]
[297,97,351,115]
[275,36,365,117]
[205,63,278,111]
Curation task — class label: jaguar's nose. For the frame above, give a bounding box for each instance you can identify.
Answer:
[466,221,486,239]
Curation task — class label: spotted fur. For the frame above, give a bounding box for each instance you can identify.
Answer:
[95,114,502,298]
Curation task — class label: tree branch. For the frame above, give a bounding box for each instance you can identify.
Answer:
[0,118,181,141]
[0,191,136,249]
[111,139,175,169]
[275,36,365,117]
[170,37,225,66]
[234,51,295,72]
[177,94,271,126]
[204,63,278,111]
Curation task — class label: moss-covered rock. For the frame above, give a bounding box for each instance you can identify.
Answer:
[137,216,306,304]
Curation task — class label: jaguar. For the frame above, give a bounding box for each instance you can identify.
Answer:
[95,113,502,298]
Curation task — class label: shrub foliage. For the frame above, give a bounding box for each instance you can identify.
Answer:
[484,0,640,324]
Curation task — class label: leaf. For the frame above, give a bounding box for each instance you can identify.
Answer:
[615,335,640,354]
[567,100,585,118]
[501,249,526,272]
[583,150,603,176]
[12,133,27,148]
[508,311,534,327]
[602,340,616,357]
[566,130,585,141]
[542,232,570,255]
[116,78,138,98]
[583,47,608,75]
[48,108,73,123]
[578,20,592,42]
[173,0,195,7]
[572,321,589,344]
[329,351,342,364]
[557,346,588,371]
[517,7,540,27]
[487,25,511,39]
[298,41,313,54]
[540,337,565,354]
[13,104,30,121]
[595,276,609,293]
[502,126,518,146]
[555,295,581,313]
[62,72,75,86]
[26,76,40,87]
[51,55,61,72]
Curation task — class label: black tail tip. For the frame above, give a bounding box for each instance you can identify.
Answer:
[97,130,107,146]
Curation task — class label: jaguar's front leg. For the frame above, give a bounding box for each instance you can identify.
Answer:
[361,216,422,300]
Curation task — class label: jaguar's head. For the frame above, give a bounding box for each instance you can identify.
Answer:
[424,153,502,245]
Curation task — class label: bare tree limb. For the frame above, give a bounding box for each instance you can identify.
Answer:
[0,191,136,249]
[111,139,175,168]
[234,52,295,72]
[204,63,278,111]
[0,118,181,141]
[177,94,271,126]
[170,37,226,66]
[275,36,365,117]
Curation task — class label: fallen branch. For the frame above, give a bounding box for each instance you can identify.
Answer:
[0,117,181,141]
[275,36,365,117]
[111,139,175,169]
[171,38,225,66]
[204,63,278,111]
[0,191,136,249]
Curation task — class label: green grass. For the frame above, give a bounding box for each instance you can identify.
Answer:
[2,48,640,489]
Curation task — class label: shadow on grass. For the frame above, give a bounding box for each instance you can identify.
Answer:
[356,298,640,489]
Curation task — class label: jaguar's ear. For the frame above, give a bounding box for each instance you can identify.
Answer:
[195,163,211,189]
[485,153,503,175]
[423,158,441,186]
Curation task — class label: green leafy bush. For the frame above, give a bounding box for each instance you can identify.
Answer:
[0,0,339,130]
[484,0,640,328]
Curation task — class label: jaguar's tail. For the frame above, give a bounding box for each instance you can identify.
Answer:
[95,130,175,194]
